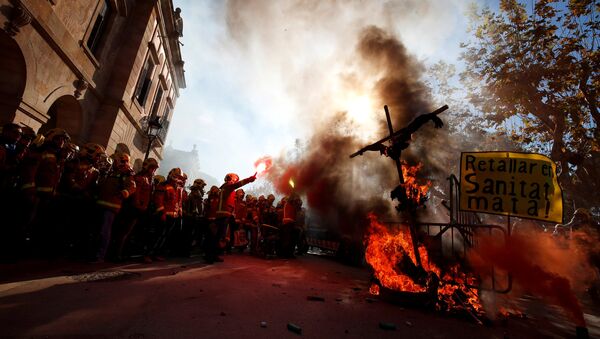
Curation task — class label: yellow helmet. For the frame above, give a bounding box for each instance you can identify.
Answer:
[154,175,166,185]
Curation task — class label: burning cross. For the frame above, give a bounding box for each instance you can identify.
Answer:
[351,104,448,267]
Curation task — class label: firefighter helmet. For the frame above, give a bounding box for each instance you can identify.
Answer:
[20,126,36,140]
[191,179,206,190]
[224,173,239,183]
[113,152,132,172]
[63,142,80,160]
[142,158,159,171]
[209,185,219,196]
[97,153,113,172]
[44,128,70,142]
[80,143,106,162]
[154,175,166,185]
[167,168,184,183]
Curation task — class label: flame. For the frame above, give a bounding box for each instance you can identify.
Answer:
[254,156,273,177]
[365,214,483,313]
[369,283,380,295]
[364,163,482,314]
[400,161,430,203]
[289,178,295,188]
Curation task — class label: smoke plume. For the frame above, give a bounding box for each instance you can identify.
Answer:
[468,228,597,327]
[223,0,468,238]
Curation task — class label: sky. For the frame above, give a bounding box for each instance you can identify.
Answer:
[167,0,494,183]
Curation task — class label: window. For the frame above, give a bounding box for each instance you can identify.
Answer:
[149,87,163,118]
[86,0,111,56]
[134,57,155,107]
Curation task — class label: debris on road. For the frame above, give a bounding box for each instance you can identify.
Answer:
[287,323,302,335]
[379,322,397,330]
[307,296,325,302]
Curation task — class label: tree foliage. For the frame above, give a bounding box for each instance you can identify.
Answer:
[460,0,600,210]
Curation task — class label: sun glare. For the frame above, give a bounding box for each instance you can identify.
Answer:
[346,95,374,124]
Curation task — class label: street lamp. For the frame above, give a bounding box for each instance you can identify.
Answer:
[144,115,163,160]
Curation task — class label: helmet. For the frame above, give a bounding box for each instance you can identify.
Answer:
[168,168,184,183]
[113,152,132,172]
[191,179,206,190]
[63,142,80,160]
[224,173,239,183]
[20,126,36,139]
[154,175,166,185]
[80,143,106,162]
[44,128,70,142]
[97,153,113,172]
[142,158,159,171]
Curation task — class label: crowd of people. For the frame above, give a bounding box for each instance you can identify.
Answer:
[0,123,307,265]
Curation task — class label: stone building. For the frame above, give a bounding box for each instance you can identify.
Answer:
[0,0,185,161]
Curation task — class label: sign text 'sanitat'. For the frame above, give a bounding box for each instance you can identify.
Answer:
[459,152,563,223]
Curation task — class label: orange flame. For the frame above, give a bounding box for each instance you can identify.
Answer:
[289,178,295,189]
[365,214,483,313]
[365,163,482,314]
[369,283,380,295]
[400,161,430,203]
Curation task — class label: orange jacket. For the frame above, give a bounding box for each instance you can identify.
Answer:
[96,169,136,212]
[130,173,154,211]
[216,177,255,218]
[283,200,298,224]
[234,198,247,223]
[19,146,63,196]
[154,181,184,217]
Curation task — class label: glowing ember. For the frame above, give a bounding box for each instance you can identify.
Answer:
[254,156,273,177]
[369,283,380,295]
[289,178,295,189]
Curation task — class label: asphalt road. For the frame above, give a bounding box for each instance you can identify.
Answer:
[1,254,599,338]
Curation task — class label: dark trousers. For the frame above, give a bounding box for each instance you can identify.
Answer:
[279,222,300,258]
[112,206,143,259]
[147,215,179,257]
[205,217,229,260]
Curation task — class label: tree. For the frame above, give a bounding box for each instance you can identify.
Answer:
[460,0,600,211]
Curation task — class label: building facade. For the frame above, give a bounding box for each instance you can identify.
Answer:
[0,0,185,161]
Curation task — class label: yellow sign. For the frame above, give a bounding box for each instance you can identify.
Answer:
[460,152,563,223]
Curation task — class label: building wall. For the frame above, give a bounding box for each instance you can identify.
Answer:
[0,0,185,165]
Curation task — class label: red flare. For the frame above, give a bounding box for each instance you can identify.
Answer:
[254,156,273,177]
